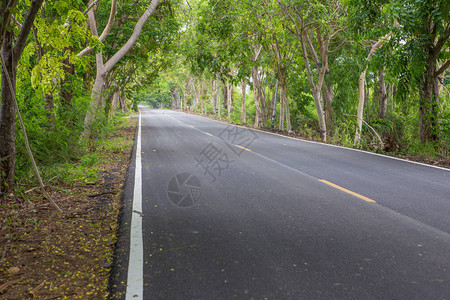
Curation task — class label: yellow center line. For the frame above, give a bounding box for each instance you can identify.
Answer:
[235,144,252,152]
[319,179,376,203]
[204,132,213,136]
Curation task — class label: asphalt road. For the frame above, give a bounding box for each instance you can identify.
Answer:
[111,108,450,299]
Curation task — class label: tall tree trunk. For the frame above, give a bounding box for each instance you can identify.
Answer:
[419,58,440,143]
[44,93,55,125]
[119,93,128,113]
[222,81,228,112]
[379,70,388,119]
[83,55,107,136]
[252,66,263,127]
[111,90,120,116]
[279,95,285,131]
[82,6,107,138]
[313,87,327,141]
[61,47,75,108]
[354,31,394,143]
[355,66,367,144]
[0,0,44,191]
[82,0,160,138]
[201,82,206,115]
[211,80,216,114]
[241,81,246,123]
[171,86,180,109]
[270,83,276,122]
[282,85,291,132]
[277,76,291,132]
[259,78,267,125]
[322,83,334,136]
[185,79,191,109]
[299,32,327,141]
[0,31,16,192]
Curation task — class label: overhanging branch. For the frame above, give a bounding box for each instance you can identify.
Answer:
[436,60,450,77]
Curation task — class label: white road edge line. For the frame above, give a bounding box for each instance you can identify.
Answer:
[172,111,449,172]
[126,110,144,299]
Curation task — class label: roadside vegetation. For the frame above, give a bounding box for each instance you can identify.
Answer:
[0,1,172,297]
[0,116,136,298]
[138,0,449,165]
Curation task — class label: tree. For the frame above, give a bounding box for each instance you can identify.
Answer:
[278,0,347,142]
[393,0,450,144]
[80,0,160,138]
[0,0,45,192]
[353,0,450,145]
[354,28,395,144]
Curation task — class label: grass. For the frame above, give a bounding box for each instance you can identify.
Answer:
[0,115,137,299]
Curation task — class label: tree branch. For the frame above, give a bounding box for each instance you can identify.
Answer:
[78,0,118,57]
[0,0,17,50]
[104,0,160,73]
[343,114,385,148]
[433,24,450,60]
[0,52,63,213]
[253,44,263,62]
[300,33,316,89]
[83,0,99,14]
[436,59,450,77]
[13,0,44,62]
[329,26,346,40]
[11,14,22,29]
[328,41,348,54]
[304,29,320,66]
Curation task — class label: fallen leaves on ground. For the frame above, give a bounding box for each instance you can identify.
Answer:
[0,117,137,299]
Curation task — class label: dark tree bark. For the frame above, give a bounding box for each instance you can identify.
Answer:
[0,0,17,49]
[419,58,440,143]
[0,30,16,191]
[322,83,334,136]
[378,70,388,119]
[241,81,247,123]
[61,47,76,108]
[417,16,449,144]
[222,82,228,111]
[171,86,180,109]
[44,94,55,125]
[0,0,44,192]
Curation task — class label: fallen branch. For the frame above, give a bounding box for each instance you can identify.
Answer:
[0,150,21,162]
[87,190,118,197]
[24,186,41,194]
[0,53,63,213]
[435,152,449,160]
[343,114,384,148]
[0,277,22,292]
[24,174,61,194]
[29,280,45,295]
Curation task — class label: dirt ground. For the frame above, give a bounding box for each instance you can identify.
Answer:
[0,117,137,299]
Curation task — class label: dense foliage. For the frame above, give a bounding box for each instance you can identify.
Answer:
[143,0,449,156]
[0,0,179,192]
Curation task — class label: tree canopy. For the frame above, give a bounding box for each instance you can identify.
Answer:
[0,0,449,192]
